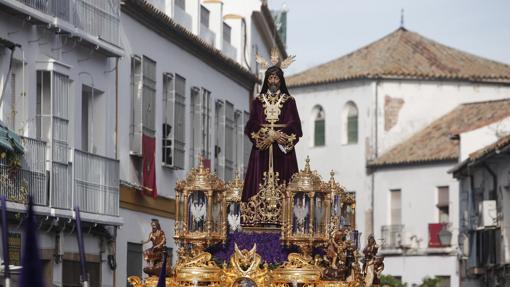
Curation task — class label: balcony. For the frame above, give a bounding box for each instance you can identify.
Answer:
[0,137,47,206]
[222,41,237,60]
[73,149,119,216]
[381,224,404,250]
[174,4,192,31]
[0,137,119,219]
[1,0,121,54]
[200,24,216,46]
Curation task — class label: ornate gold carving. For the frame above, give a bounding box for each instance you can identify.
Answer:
[241,170,284,226]
[272,253,322,285]
[226,171,243,203]
[174,251,222,286]
[221,244,269,287]
[174,157,227,254]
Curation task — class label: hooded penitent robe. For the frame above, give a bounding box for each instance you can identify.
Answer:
[242,92,302,202]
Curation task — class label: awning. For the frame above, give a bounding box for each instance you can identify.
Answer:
[0,122,24,155]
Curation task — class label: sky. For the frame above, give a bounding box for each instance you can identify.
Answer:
[267,0,510,76]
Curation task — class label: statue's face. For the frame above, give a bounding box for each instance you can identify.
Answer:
[151,222,158,231]
[267,73,280,93]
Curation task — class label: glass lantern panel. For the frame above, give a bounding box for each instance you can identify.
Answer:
[188,190,207,232]
[313,193,326,234]
[292,192,310,235]
[342,204,354,229]
[227,202,241,233]
[211,192,222,233]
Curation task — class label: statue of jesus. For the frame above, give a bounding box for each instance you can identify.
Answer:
[242,55,302,202]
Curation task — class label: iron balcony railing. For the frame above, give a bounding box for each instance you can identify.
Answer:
[0,137,47,206]
[381,224,405,249]
[73,149,119,216]
[11,0,120,45]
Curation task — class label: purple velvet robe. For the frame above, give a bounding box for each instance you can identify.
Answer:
[242,95,302,202]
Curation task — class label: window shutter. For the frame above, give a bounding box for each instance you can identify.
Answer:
[142,56,156,138]
[190,87,200,167]
[130,56,143,155]
[173,75,186,169]
[200,89,211,160]
[215,100,225,179]
[224,101,235,181]
[162,73,174,167]
[234,110,243,174]
[314,119,325,146]
[347,115,358,144]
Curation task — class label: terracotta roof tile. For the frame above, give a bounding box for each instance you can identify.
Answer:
[287,28,510,87]
[469,134,510,161]
[368,99,510,167]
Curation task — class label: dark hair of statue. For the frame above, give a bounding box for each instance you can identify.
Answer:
[260,66,290,96]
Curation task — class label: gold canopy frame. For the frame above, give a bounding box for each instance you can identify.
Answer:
[128,157,383,287]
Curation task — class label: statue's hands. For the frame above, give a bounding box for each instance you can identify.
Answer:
[275,131,288,145]
[260,137,273,150]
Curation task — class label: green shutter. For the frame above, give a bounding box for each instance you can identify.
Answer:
[314,119,325,146]
[347,115,358,144]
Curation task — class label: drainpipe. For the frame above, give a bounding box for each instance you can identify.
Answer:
[370,80,379,236]
[115,57,119,160]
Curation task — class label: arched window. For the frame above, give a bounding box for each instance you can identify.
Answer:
[312,105,325,146]
[342,102,358,144]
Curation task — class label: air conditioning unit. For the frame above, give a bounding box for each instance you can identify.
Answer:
[478,200,497,228]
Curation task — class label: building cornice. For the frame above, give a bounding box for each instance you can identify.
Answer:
[122,0,259,90]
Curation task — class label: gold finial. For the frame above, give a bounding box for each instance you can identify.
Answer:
[304,156,311,173]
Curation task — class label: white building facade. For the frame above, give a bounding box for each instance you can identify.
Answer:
[0,0,123,286]
[287,28,510,286]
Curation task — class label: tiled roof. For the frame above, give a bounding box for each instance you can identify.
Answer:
[469,134,510,161]
[368,99,510,167]
[122,0,259,88]
[287,28,510,87]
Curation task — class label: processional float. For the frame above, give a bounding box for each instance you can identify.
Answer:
[128,49,384,287]
[128,157,384,287]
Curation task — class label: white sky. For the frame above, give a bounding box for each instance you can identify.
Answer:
[268,0,510,76]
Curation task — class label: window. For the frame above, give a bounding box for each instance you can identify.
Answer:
[81,85,104,154]
[1,59,23,132]
[390,189,402,225]
[342,101,358,144]
[62,259,100,287]
[312,105,325,146]
[190,87,211,168]
[162,73,186,169]
[437,186,449,223]
[130,55,156,185]
[224,101,235,180]
[36,70,70,209]
[234,110,243,175]
[200,6,210,27]
[213,100,234,180]
[223,23,232,43]
[175,0,185,10]
[126,243,143,287]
